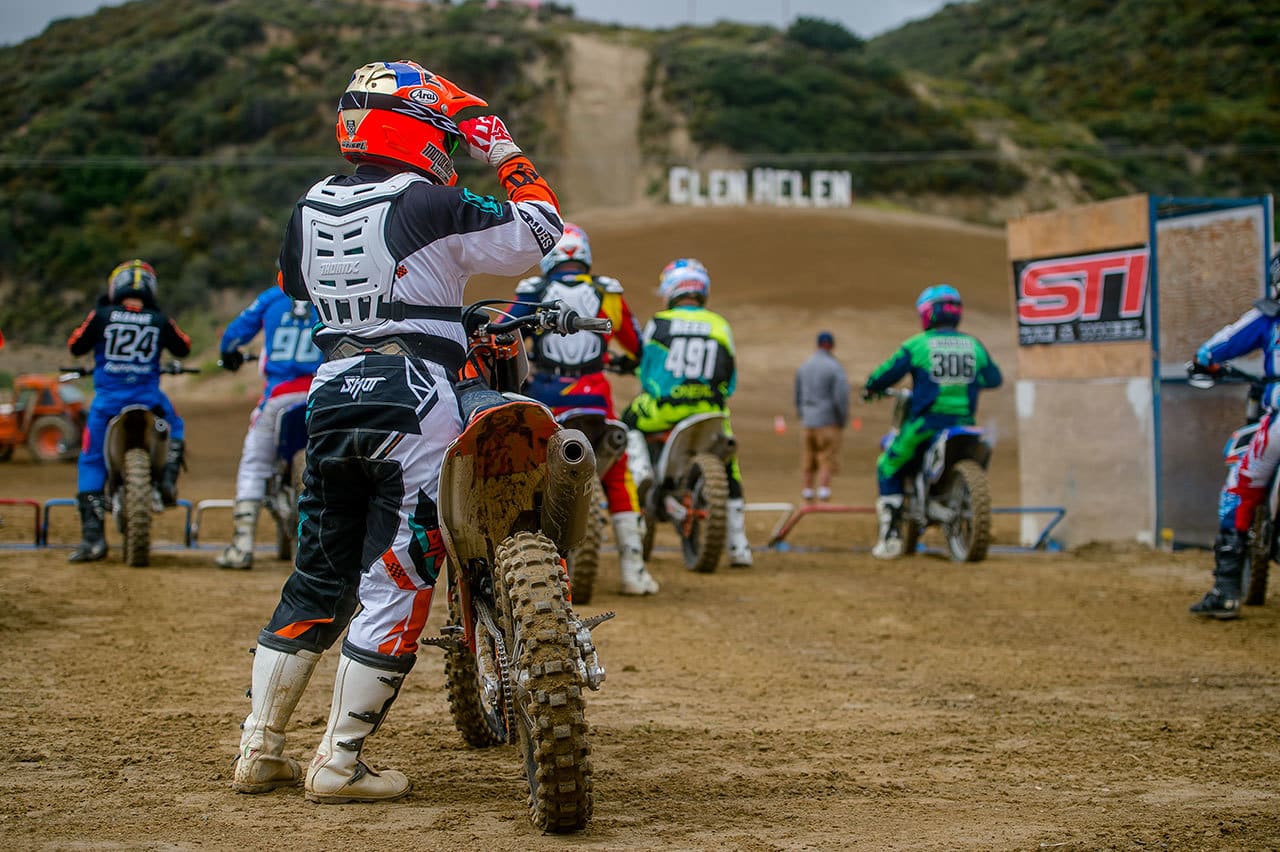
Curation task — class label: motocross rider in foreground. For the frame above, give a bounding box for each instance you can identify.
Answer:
[232,60,562,804]
[1189,251,1280,620]
[66,260,191,562]
[214,276,321,569]
[511,222,660,594]
[863,285,1001,558]
[622,258,754,567]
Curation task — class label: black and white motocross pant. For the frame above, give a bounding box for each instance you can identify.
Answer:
[258,353,461,671]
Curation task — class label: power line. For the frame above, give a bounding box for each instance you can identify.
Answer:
[0,144,1278,170]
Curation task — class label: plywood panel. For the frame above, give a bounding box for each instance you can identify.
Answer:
[1018,341,1150,380]
[1007,194,1150,261]
[1017,378,1154,546]
[1156,207,1268,367]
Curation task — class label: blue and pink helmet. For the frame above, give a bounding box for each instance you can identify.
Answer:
[915,284,963,330]
[658,258,711,307]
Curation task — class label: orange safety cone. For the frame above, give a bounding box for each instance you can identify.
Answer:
[852,417,862,432]
[774,414,787,435]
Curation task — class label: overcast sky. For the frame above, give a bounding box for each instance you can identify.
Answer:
[0,0,952,46]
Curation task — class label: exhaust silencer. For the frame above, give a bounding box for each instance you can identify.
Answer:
[542,429,597,553]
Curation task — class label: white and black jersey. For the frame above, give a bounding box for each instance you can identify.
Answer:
[279,164,563,366]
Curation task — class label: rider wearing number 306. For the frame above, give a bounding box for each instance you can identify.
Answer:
[863,285,1002,559]
[214,276,322,570]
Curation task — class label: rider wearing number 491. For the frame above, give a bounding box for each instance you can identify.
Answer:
[622,258,754,567]
[863,285,1002,559]
[215,273,322,570]
[66,260,192,562]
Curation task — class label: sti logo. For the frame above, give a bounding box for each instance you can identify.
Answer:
[1017,247,1150,325]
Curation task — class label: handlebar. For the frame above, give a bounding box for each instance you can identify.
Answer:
[1186,361,1271,388]
[468,299,612,337]
[59,360,199,378]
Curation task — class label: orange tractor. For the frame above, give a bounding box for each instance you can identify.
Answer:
[0,373,88,462]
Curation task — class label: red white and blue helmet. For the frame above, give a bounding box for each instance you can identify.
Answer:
[540,222,592,276]
[658,258,710,307]
[107,259,158,304]
[915,284,962,330]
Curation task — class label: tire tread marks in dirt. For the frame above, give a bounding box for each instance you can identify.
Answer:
[444,591,507,748]
[498,531,592,833]
[949,459,991,563]
[567,479,606,605]
[123,447,152,567]
[684,452,729,573]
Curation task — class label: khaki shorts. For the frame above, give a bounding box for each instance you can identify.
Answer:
[802,425,842,475]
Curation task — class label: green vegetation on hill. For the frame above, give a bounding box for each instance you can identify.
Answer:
[648,18,1026,196]
[868,0,1280,198]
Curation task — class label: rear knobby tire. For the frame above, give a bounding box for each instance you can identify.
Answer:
[944,460,991,563]
[444,585,508,748]
[122,448,152,567]
[1245,505,1271,606]
[681,453,729,573]
[497,532,592,833]
[274,451,305,561]
[567,478,606,606]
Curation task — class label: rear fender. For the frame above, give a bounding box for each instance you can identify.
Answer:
[104,406,168,483]
[655,412,729,484]
[438,399,558,565]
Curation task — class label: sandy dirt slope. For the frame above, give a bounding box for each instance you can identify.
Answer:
[1,205,1277,849]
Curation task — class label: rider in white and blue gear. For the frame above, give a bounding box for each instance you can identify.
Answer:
[1190,250,1280,619]
[215,280,322,570]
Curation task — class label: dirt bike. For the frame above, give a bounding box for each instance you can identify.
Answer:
[429,299,614,833]
[264,401,307,561]
[1188,361,1278,606]
[635,411,735,572]
[61,361,200,567]
[876,388,992,562]
[555,406,626,606]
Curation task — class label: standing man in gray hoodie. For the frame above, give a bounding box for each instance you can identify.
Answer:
[795,331,850,502]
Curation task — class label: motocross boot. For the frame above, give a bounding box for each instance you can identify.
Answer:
[216,500,261,570]
[233,645,319,793]
[727,498,754,567]
[872,495,905,559]
[305,653,412,804]
[612,511,659,595]
[625,430,654,506]
[1189,528,1246,620]
[68,491,108,563]
[158,438,185,507]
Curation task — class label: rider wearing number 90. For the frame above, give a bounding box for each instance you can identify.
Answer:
[66,259,192,563]
[622,258,755,567]
[214,273,322,570]
[862,285,1002,559]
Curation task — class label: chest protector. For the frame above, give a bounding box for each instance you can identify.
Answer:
[300,173,423,332]
[538,278,605,368]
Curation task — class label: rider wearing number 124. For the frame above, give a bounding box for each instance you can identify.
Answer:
[863,285,1002,559]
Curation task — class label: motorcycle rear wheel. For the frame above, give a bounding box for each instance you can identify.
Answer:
[444,582,508,748]
[274,451,305,561]
[1245,505,1271,606]
[567,478,606,605]
[942,460,991,563]
[679,452,729,573]
[122,448,152,567]
[496,531,593,832]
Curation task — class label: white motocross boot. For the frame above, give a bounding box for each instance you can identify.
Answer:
[216,499,261,570]
[233,645,319,793]
[305,654,411,804]
[727,498,754,567]
[625,430,654,506]
[872,496,905,559]
[612,511,659,595]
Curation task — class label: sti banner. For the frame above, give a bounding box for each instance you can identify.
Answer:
[1013,246,1151,345]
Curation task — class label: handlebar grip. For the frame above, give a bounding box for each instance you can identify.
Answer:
[572,316,612,333]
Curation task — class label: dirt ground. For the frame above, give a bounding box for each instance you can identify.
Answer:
[1,205,1278,849]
